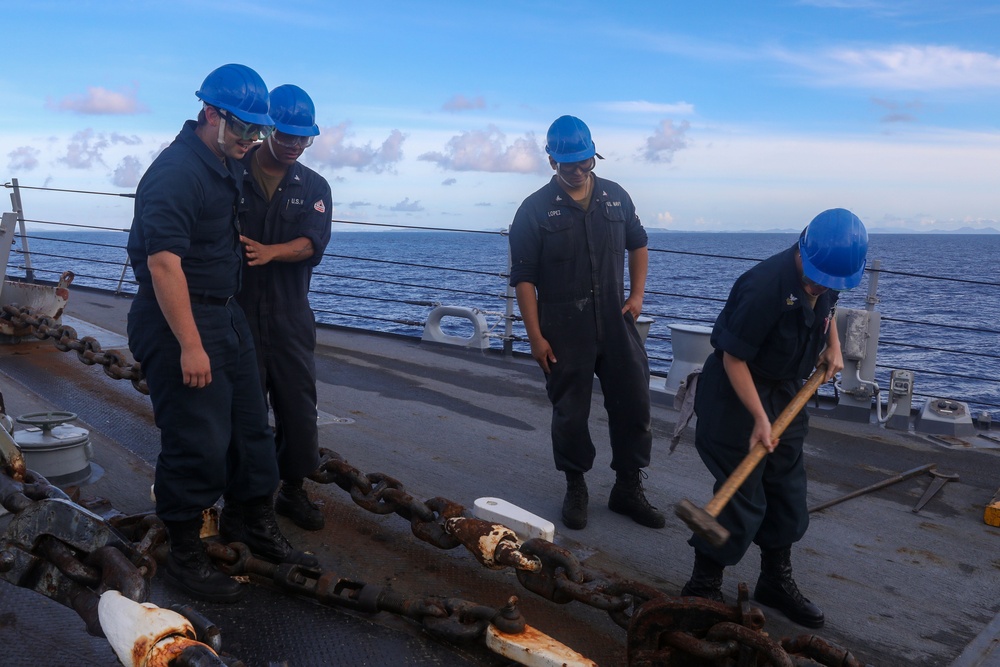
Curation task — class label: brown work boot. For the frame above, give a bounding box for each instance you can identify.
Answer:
[275,479,325,531]
[753,547,824,628]
[163,518,243,603]
[220,497,320,568]
[608,469,665,529]
[561,472,588,529]
[680,550,725,603]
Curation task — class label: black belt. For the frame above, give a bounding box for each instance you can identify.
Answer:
[137,285,232,306]
[189,293,233,306]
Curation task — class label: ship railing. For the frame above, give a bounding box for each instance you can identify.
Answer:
[4,179,999,425]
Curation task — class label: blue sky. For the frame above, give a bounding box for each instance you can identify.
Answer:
[4,0,1000,232]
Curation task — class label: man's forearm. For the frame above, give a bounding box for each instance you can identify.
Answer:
[628,246,649,297]
[515,282,542,341]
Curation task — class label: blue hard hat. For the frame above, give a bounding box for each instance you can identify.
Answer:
[195,64,273,126]
[545,115,598,163]
[269,85,320,136]
[799,208,869,290]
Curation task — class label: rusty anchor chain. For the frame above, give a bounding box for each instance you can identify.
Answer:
[0,303,148,394]
[628,583,868,667]
[1,437,875,665]
[309,447,875,666]
[311,446,674,630]
[177,537,527,645]
[0,447,529,660]
[0,432,235,665]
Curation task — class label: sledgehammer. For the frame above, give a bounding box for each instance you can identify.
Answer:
[675,365,828,548]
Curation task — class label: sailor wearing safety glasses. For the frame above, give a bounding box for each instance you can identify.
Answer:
[508,115,664,533]
[127,64,318,606]
[237,84,332,534]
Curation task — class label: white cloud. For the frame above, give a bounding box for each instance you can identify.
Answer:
[8,146,40,171]
[443,94,486,112]
[418,125,547,173]
[308,123,405,173]
[60,129,108,169]
[388,197,423,212]
[111,155,144,188]
[872,97,922,123]
[48,85,149,115]
[601,101,696,116]
[641,120,691,163]
[789,45,1000,90]
[110,133,143,146]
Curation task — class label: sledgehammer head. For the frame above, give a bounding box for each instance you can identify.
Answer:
[675,499,730,548]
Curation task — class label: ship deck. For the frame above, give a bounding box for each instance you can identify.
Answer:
[1,285,999,666]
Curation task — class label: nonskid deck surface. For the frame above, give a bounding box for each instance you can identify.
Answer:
[1,287,998,666]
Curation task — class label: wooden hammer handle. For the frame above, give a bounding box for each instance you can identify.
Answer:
[703,365,828,518]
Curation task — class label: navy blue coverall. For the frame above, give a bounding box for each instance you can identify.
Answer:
[509,175,652,474]
[237,146,332,482]
[691,244,839,565]
[127,120,279,523]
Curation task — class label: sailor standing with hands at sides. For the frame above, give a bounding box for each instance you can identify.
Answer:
[237,84,332,532]
[127,64,317,604]
[680,208,868,629]
[508,115,664,532]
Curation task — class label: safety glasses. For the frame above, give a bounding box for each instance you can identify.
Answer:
[801,274,830,294]
[271,131,314,149]
[218,109,273,141]
[557,157,595,175]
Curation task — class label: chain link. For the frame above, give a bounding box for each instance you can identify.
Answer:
[0,303,148,394]
[310,447,874,666]
[312,447,664,628]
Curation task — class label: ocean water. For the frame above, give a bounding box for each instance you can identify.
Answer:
[8,229,1000,416]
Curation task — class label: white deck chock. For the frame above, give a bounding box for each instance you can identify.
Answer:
[473,497,555,542]
[421,305,490,349]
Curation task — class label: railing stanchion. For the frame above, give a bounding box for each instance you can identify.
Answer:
[503,224,514,357]
[10,178,34,282]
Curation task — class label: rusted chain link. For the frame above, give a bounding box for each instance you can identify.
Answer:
[310,447,875,666]
[312,447,673,630]
[0,422,233,664]
[0,470,154,636]
[0,303,148,394]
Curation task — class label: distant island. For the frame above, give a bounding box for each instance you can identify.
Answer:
[646,227,1000,234]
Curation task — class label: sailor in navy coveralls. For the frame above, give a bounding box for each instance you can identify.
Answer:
[509,116,664,531]
[237,84,332,532]
[680,208,869,630]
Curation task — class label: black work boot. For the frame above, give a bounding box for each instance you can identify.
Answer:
[561,472,589,530]
[608,469,666,529]
[163,518,243,603]
[680,550,726,603]
[753,547,825,628]
[220,497,320,568]
[275,479,325,531]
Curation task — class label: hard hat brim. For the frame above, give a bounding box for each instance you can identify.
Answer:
[546,146,596,163]
[799,243,867,290]
[274,122,320,137]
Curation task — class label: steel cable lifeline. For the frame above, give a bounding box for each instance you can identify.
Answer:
[5,180,999,413]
